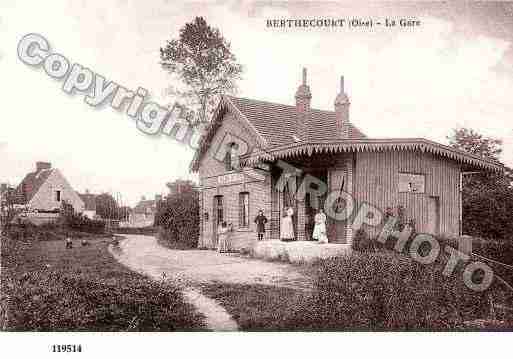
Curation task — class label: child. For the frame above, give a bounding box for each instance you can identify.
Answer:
[65,237,73,249]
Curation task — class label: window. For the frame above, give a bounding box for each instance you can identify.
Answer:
[398,173,425,193]
[239,192,249,228]
[224,143,239,171]
[55,190,61,202]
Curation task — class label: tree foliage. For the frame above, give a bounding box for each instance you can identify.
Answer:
[447,127,513,240]
[95,193,119,220]
[0,186,19,233]
[155,190,199,248]
[160,17,243,125]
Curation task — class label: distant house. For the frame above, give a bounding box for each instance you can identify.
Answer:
[15,162,84,213]
[77,190,97,219]
[128,195,161,227]
[166,179,197,197]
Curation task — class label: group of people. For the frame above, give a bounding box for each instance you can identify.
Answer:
[216,207,329,252]
[277,207,328,243]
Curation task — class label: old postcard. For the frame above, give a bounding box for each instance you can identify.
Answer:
[1,0,512,357]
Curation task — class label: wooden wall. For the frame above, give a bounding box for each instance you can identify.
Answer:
[353,150,461,237]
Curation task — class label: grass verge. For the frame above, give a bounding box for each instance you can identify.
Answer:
[1,234,204,331]
[200,282,307,331]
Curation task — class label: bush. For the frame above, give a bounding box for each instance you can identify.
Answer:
[285,252,491,330]
[115,227,157,236]
[63,213,105,234]
[351,229,376,252]
[156,191,199,249]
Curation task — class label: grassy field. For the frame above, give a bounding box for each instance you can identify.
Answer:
[1,234,204,331]
[200,282,307,331]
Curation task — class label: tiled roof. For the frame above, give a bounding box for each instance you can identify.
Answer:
[78,193,97,211]
[15,169,54,204]
[133,199,156,214]
[189,96,367,171]
[227,96,366,146]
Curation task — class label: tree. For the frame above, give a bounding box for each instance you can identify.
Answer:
[447,127,513,239]
[160,17,243,125]
[95,193,119,220]
[155,190,199,248]
[0,186,19,233]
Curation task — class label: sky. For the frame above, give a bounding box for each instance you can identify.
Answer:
[1,1,512,206]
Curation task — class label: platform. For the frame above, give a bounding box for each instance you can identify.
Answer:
[251,240,351,263]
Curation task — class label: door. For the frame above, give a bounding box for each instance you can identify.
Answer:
[328,168,347,243]
[305,171,328,240]
[212,195,224,248]
[428,196,440,235]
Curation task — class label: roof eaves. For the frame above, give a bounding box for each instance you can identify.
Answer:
[241,138,503,172]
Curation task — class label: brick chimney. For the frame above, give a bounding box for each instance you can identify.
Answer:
[334,76,350,138]
[36,161,52,172]
[295,68,312,112]
[295,68,312,140]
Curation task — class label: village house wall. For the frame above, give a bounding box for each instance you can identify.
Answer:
[29,169,85,213]
[353,150,460,237]
[198,111,271,249]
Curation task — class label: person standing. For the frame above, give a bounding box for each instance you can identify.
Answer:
[280,206,295,242]
[217,221,229,253]
[254,209,268,241]
[312,208,328,244]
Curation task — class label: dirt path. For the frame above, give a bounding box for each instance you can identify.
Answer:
[110,234,312,330]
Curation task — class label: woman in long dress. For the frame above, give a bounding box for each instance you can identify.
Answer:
[217,221,229,253]
[312,209,328,244]
[280,206,295,241]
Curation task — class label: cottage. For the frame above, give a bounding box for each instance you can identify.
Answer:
[191,69,502,250]
[77,190,97,219]
[15,162,85,213]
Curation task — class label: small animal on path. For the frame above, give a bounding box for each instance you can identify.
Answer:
[65,237,73,249]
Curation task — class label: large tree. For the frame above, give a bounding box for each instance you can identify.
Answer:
[160,17,243,125]
[447,128,513,239]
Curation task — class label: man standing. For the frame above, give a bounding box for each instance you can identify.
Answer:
[254,209,268,241]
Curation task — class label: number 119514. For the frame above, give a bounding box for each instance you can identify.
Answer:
[51,345,82,353]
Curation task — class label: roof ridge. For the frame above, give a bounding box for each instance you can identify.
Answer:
[227,95,335,114]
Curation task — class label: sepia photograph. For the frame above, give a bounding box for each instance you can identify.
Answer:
[1,0,513,357]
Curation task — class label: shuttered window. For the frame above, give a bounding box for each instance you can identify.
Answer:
[239,192,249,228]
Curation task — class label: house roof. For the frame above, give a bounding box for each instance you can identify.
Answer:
[15,169,54,204]
[227,96,366,146]
[133,199,156,214]
[190,95,502,173]
[190,96,366,171]
[78,193,97,211]
[242,138,503,172]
